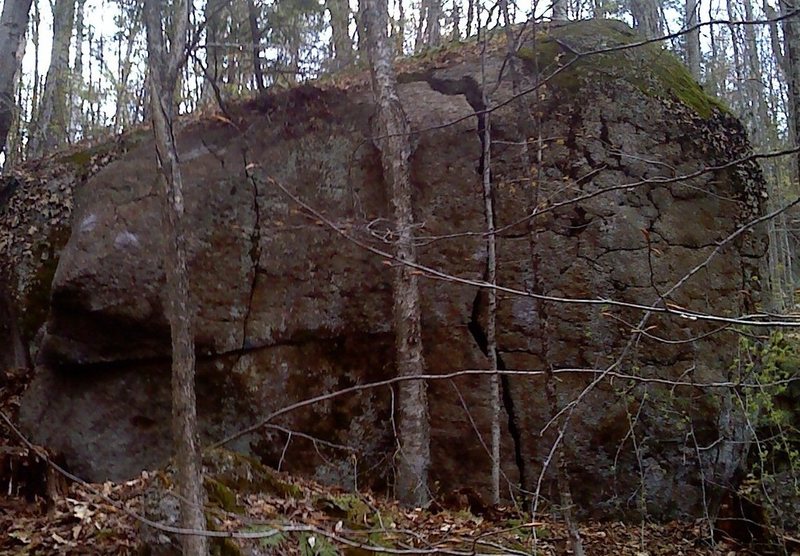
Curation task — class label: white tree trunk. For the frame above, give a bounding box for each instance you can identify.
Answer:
[0,0,32,160]
[363,0,431,507]
[144,0,208,553]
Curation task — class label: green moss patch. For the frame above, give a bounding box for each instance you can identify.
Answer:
[518,19,726,118]
[203,448,303,499]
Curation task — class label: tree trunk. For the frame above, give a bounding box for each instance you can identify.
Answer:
[478,47,500,505]
[630,0,661,39]
[203,0,225,103]
[426,0,441,47]
[552,0,568,19]
[781,0,800,184]
[0,0,33,160]
[144,0,208,553]
[685,0,701,80]
[327,0,354,69]
[112,4,143,133]
[29,0,75,158]
[246,0,266,91]
[71,0,85,139]
[362,0,431,507]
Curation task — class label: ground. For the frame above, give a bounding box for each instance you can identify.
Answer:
[0,368,783,556]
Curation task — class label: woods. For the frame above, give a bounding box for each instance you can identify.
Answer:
[0,0,799,554]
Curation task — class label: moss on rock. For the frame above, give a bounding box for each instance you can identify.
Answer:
[203,448,303,499]
[517,19,726,118]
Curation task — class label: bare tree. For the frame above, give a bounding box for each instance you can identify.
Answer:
[246,0,266,91]
[477,37,500,505]
[362,0,431,506]
[630,0,662,39]
[144,0,208,553]
[780,0,800,181]
[327,0,354,69]
[28,0,75,158]
[685,0,701,80]
[0,0,33,161]
[415,0,441,51]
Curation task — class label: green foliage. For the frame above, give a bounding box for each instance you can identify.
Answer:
[741,331,800,480]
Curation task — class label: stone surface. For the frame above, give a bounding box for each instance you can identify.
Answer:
[2,20,768,519]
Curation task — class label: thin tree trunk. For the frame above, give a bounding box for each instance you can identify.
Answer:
[29,0,75,157]
[466,0,474,38]
[451,2,460,41]
[144,0,208,553]
[4,37,25,169]
[203,0,224,103]
[478,42,500,505]
[113,5,143,133]
[71,0,85,140]
[362,0,431,507]
[426,0,441,46]
[726,0,746,114]
[246,0,266,91]
[396,0,405,54]
[414,0,427,51]
[0,0,33,159]
[327,0,354,69]
[781,0,800,185]
[685,0,701,80]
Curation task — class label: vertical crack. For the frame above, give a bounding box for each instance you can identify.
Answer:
[240,146,262,350]
[467,288,527,488]
[413,71,528,489]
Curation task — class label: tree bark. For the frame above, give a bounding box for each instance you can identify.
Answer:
[246,0,266,91]
[144,1,208,554]
[29,0,75,158]
[781,0,800,183]
[327,0,354,69]
[685,0,701,80]
[552,0,568,19]
[71,0,85,136]
[478,47,500,505]
[0,0,33,161]
[362,0,431,507]
[630,0,662,39]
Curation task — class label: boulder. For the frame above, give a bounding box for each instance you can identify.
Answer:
[3,20,767,519]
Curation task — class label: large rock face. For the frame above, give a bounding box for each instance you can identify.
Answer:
[2,20,767,519]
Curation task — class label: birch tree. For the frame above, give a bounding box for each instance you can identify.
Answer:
[0,0,33,160]
[144,0,208,553]
[362,0,431,507]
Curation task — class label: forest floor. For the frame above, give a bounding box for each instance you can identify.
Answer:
[0,367,793,556]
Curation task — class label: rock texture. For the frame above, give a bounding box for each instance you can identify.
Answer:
[2,20,767,519]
